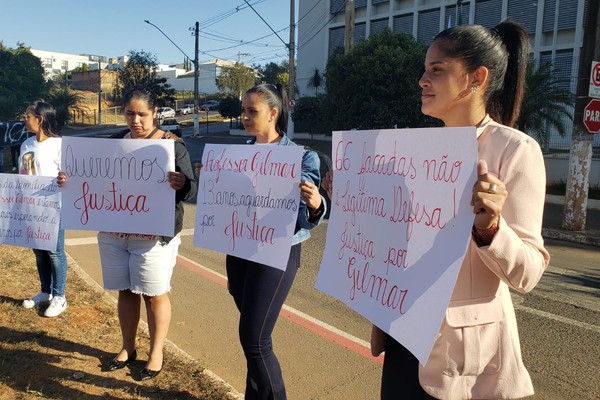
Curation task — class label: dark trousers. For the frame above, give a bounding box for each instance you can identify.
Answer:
[226,244,301,400]
[381,334,437,400]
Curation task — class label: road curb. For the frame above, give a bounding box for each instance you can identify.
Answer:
[543,228,600,247]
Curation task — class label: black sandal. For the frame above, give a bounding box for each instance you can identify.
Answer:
[107,350,137,371]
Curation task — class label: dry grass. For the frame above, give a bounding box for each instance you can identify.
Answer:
[0,245,236,400]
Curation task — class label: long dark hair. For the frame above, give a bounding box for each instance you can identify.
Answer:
[29,100,61,137]
[245,83,288,134]
[122,85,159,109]
[433,19,530,127]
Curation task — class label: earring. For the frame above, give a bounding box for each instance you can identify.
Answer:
[471,85,479,93]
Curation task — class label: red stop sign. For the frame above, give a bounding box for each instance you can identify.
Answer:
[583,99,600,133]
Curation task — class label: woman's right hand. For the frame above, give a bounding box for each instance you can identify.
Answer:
[57,172,67,187]
[194,162,203,178]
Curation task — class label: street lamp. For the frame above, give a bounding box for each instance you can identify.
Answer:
[144,20,192,62]
[144,19,200,135]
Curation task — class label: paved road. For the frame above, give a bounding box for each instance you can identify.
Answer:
[63,124,600,399]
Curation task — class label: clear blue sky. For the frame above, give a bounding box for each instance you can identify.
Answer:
[1,0,292,67]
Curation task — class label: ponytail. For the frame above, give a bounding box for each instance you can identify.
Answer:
[433,19,530,126]
[490,20,529,126]
[246,83,288,134]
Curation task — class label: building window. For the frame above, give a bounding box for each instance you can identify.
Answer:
[372,0,389,4]
[330,0,345,14]
[393,14,413,36]
[328,26,345,57]
[540,49,575,92]
[43,58,52,68]
[355,22,367,43]
[355,0,368,8]
[446,2,471,27]
[543,0,578,32]
[507,0,537,34]
[417,8,441,44]
[474,0,502,28]
[371,18,389,35]
[61,60,68,71]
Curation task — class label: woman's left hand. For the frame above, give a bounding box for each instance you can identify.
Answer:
[168,171,186,191]
[471,160,507,229]
[300,180,322,211]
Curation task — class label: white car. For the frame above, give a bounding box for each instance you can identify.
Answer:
[178,104,195,115]
[157,107,176,118]
[160,118,182,137]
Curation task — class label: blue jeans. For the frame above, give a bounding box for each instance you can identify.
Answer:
[32,228,67,297]
[226,244,301,400]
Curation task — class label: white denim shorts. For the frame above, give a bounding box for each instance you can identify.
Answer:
[97,232,181,296]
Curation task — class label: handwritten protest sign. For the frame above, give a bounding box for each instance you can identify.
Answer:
[0,174,61,251]
[60,137,175,236]
[315,127,477,365]
[194,143,303,270]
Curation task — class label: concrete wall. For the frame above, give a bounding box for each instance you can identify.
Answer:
[545,154,600,187]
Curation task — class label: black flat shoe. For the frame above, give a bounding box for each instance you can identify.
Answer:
[107,350,137,371]
[140,365,162,381]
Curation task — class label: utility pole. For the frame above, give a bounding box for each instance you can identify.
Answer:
[97,63,102,126]
[193,21,200,137]
[237,52,250,63]
[288,0,296,139]
[562,1,600,230]
[345,0,355,54]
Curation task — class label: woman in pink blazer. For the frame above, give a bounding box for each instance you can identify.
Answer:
[374,20,551,399]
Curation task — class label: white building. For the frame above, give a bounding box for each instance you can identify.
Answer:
[30,49,230,95]
[161,59,235,95]
[296,0,596,151]
[30,49,105,79]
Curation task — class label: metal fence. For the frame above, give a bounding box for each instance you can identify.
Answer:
[538,108,600,158]
[70,106,125,126]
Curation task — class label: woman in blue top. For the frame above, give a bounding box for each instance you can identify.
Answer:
[197,83,326,399]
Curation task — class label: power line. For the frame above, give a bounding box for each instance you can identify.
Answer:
[242,0,288,48]
[297,13,340,51]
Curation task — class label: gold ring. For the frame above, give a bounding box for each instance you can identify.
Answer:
[488,183,497,194]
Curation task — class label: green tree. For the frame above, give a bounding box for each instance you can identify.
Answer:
[115,50,175,105]
[72,64,90,73]
[257,61,289,87]
[217,63,256,99]
[0,44,49,120]
[218,96,242,128]
[516,61,574,152]
[47,88,83,129]
[306,68,324,97]
[323,29,437,131]
[293,96,323,137]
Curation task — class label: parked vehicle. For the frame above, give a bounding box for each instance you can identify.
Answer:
[199,100,220,111]
[177,104,195,115]
[157,107,176,119]
[160,118,182,137]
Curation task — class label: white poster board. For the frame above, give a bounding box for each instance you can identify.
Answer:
[315,127,477,365]
[0,174,61,251]
[60,137,175,236]
[194,144,303,270]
